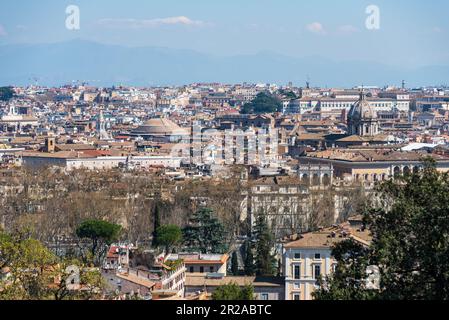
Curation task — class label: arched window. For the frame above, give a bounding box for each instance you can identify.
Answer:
[394,166,401,177]
[403,166,411,176]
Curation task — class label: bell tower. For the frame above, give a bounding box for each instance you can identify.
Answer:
[44,137,56,153]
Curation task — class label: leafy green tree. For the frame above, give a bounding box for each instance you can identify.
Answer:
[243,240,256,276]
[75,266,106,300]
[182,208,227,254]
[152,202,161,247]
[315,159,449,300]
[240,284,255,300]
[279,89,297,100]
[212,282,254,300]
[313,239,377,300]
[0,87,14,101]
[155,224,182,254]
[1,230,105,300]
[254,214,276,276]
[51,258,106,301]
[1,237,57,300]
[75,219,122,266]
[231,251,239,275]
[241,92,282,114]
[0,231,14,269]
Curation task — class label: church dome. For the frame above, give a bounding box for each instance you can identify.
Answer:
[348,92,377,121]
[131,117,189,136]
[347,91,380,137]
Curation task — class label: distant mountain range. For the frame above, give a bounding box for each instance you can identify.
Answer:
[0,39,448,88]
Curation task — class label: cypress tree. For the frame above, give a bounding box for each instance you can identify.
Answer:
[231,251,239,275]
[243,240,256,276]
[152,202,161,247]
[254,214,276,276]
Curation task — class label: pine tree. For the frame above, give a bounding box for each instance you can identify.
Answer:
[182,208,227,254]
[231,251,239,275]
[75,219,122,266]
[243,240,256,276]
[254,214,276,276]
[155,225,182,255]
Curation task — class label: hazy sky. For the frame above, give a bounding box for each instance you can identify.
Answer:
[1,0,448,68]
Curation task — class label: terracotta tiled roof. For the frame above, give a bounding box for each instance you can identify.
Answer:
[284,223,372,249]
[107,246,119,259]
[186,275,284,287]
[116,273,156,289]
[20,151,96,159]
[307,149,449,162]
[55,144,96,151]
[296,133,325,141]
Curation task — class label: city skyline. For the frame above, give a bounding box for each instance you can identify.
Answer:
[2,0,449,307]
[1,38,448,88]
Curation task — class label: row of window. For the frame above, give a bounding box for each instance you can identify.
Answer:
[165,271,186,290]
[189,266,216,273]
[165,282,184,292]
[293,252,321,260]
[173,272,184,284]
[292,264,321,280]
[354,166,423,182]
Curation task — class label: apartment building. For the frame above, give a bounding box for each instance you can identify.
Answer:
[185,274,285,300]
[243,176,310,238]
[300,148,449,183]
[378,91,411,112]
[170,253,229,276]
[283,218,371,300]
[21,153,183,171]
[105,259,187,299]
[285,96,409,115]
